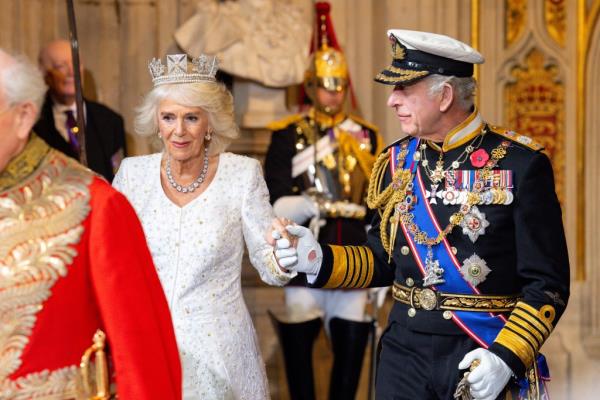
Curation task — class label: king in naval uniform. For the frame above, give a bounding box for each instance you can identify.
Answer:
[273,29,570,400]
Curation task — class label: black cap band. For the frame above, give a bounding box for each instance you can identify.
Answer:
[394,49,474,77]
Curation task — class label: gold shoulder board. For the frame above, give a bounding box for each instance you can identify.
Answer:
[267,114,305,131]
[488,125,544,151]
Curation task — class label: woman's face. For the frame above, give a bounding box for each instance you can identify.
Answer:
[158,98,209,162]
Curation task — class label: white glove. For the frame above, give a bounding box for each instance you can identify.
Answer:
[273,195,318,225]
[458,348,512,400]
[275,225,323,283]
[271,230,298,269]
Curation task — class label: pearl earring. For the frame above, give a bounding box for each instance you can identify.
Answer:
[158,132,162,139]
[206,131,212,141]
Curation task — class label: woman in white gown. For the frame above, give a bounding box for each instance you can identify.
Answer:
[113,54,296,399]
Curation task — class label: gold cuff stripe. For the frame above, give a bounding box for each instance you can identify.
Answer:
[505,319,543,348]
[494,302,556,368]
[349,247,364,288]
[513,308,551,337]
[356,247,373,288]
[498,325,537,367]
[344,247,359,287]
[515,303,554,333]
[325,245,349,288]
[325,245,374,289]
[511,314,546,345]
[340,246,352,288]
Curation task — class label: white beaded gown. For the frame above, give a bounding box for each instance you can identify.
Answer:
[113,152,293,399]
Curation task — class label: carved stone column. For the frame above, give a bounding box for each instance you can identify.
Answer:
[583,5,600,358]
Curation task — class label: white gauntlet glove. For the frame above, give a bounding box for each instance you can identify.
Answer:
[272,225,322,278]
[285,225,322,276]
[458,348,512,400]
[273,195,318,225]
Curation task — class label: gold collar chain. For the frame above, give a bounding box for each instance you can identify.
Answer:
[398,140,510,249]
[378,138,510,259]
[419,127,487,184]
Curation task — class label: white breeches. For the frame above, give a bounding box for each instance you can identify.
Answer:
[284,286,368,328]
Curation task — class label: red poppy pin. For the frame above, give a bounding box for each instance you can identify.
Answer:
[470,149,489,168]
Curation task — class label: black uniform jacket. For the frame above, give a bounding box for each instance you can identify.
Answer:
[309,122,570,377]
[34,93,126,182]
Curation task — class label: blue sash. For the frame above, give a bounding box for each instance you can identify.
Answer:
[390,138,550,396]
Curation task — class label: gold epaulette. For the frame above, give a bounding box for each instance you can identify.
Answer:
[266,113,305,131]
[494,301,556,368]
[349,114,379,134]
[489,125,544,151]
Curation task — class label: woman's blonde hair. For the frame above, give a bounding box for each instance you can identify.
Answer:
[135,81,239,155]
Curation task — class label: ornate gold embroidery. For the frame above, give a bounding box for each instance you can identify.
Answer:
[392,282,520,312]
[0,366,80,400]
[0,150,92,397]
[374,69,429,84]
[0,134,49,192]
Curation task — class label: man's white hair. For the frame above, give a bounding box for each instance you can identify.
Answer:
[0,49,47,117]
[426,74,477,111]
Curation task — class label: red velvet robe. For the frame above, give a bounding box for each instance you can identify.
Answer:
[0,135,182,399]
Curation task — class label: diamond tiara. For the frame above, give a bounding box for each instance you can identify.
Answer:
[148,54,219,86]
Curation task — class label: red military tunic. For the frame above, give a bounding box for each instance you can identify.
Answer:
[0,135,182,399]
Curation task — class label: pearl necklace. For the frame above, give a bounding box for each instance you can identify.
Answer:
[165,145,209,193]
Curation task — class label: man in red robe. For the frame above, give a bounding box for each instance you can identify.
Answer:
[0,48,182,399]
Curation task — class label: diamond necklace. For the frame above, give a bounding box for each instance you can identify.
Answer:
[165,143,210,193]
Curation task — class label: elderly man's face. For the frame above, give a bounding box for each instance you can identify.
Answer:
[0,94,19,172]
[387,78,442,139]
[40,41,79,103]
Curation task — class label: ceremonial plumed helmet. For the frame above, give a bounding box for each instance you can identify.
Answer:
[304,2,348,92]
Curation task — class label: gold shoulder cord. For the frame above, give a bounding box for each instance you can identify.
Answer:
[366,147,413,259]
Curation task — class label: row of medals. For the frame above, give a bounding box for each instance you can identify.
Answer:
[393,130,511,289]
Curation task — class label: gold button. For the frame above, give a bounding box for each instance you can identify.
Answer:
[401,246,410,255]
[406,277,414,287]
[443,311,453,320]
[408,308,416,317]
[451,247,458,255]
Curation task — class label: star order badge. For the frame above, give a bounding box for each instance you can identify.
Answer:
[460,254,491,287]
[460,205,489,242]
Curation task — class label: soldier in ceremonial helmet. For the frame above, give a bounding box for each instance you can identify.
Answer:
[264,2,384,399]
[272,29,569,400]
